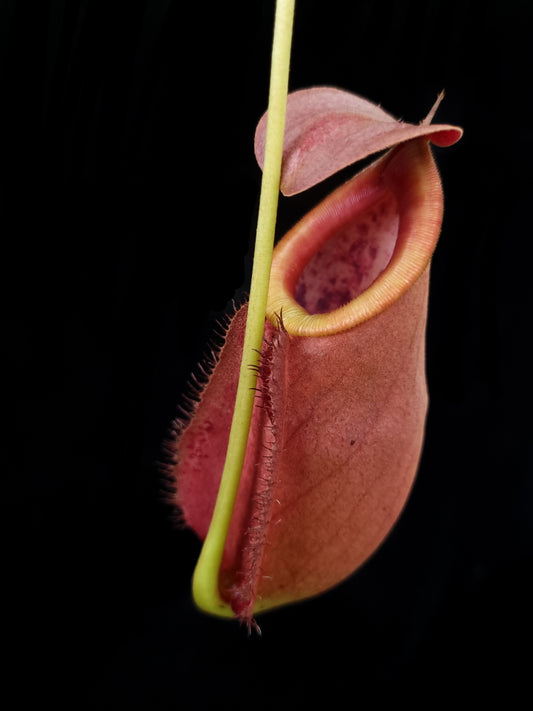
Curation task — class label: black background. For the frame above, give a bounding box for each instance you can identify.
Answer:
[4,0,531,707]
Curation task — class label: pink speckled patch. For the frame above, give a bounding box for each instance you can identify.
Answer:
[294,193,399,314]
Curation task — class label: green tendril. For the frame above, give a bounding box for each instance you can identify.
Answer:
[192,0,295,617]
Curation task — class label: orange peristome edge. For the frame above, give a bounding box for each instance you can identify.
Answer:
[171,88,462,626]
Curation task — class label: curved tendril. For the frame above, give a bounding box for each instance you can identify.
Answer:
[192,0,295,617]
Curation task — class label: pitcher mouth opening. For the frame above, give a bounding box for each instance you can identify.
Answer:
[266,139,444,337]
[294,190,399,315]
